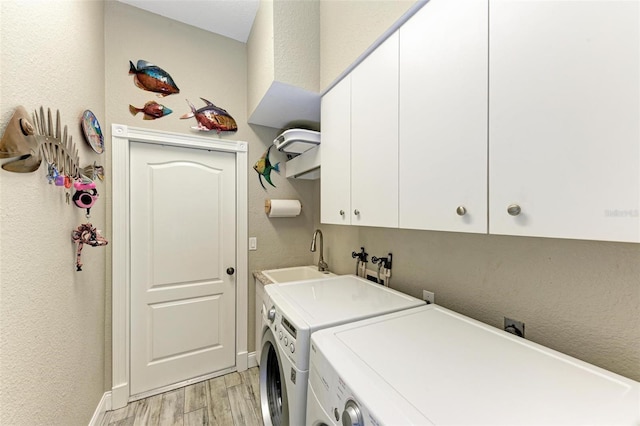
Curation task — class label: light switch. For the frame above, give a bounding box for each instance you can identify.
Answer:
[249,237,257,251]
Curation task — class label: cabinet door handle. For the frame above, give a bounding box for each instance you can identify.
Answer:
[456,206,467,216]
[354,209,360,216]
[339,210,345,216]
[507,204,522,216]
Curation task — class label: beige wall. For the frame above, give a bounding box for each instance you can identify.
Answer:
[247,0,275,116]
[274,0,320,92]
[317,0,640,382]
[248,0,320,120]
[320,0,416,89]
[0,1,107,425]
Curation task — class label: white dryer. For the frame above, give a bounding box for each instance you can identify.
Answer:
[258,275,425,426]
[308,304,640,425]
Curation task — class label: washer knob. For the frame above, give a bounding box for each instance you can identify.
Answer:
[284,336,288,346]
[290,343,295,353]
[267,307,276,322]
[279,331,283,340]
[342,400,363,426]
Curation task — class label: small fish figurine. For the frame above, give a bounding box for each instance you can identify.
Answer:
[180,98,238,134]
[253,146,280,190]
[129,101,172,120]
[129,60,180,97]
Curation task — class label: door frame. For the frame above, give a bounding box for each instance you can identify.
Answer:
[111,124,248,409]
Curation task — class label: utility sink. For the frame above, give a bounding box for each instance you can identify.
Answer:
[261,265,336,283]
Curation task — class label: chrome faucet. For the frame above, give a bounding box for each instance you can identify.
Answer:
[310,229,328,272]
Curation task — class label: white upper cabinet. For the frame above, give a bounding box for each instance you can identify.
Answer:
[350,32,400,228]
[321,75,352,225]
[399,0,488,233]
[489,0,640,242]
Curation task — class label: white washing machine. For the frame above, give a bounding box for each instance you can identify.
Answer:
[258,275,425,426]
[308,304,640,425]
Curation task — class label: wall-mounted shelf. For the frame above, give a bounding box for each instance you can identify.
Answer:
[285,145,320,180]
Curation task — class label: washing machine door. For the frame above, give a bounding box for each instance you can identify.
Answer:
[260,327,289,426]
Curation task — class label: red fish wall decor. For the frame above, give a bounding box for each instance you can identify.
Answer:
[129,101,172,120]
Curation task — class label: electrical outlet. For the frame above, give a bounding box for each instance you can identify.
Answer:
[504,317,525,338]
[422,290,435,304]
[249,237,257,251]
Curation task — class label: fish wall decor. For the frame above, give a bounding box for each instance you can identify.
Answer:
[129,60,179,97]
[129,101,172,120]
[253,146,280,190]
[180,98,238,134]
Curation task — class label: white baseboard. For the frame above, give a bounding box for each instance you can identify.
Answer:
[237,350,249,371]
[88,391,112,426]
[248,351,258,368]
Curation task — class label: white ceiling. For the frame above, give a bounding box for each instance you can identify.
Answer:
[117,0,260,43]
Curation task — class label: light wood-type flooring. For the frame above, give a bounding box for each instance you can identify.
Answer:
[100,368,263,426]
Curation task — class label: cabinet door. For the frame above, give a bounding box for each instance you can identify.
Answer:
[321,75,352,225]
[399,0,488,233]
[350,31,399,228]
[489,0,640,242]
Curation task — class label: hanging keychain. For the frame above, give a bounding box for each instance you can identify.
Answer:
[72,178,98,217]
[71,222,108,271]
[64,174,72,204]
[70,177,107,270]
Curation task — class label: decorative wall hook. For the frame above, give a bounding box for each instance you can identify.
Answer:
[33,106,80,178]
[1,106,104,180]
[0,106,41,172]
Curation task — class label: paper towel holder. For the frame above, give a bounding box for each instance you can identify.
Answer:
[265,199,302,217]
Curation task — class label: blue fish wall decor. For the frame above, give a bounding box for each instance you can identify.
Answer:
[253,146,280,190]
[129,60,180,97]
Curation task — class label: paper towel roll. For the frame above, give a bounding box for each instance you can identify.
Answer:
[265,199,302,217]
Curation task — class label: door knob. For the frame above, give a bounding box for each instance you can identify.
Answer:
[226,267,235,275]
[456,206,467,216]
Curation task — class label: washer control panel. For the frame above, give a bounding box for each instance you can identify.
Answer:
[273,308,298,364]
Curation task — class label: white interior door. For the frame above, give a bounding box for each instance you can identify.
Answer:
[130,141,237,395]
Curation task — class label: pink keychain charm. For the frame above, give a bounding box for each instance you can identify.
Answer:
[74,180,96,191]
[73,178,98,216]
